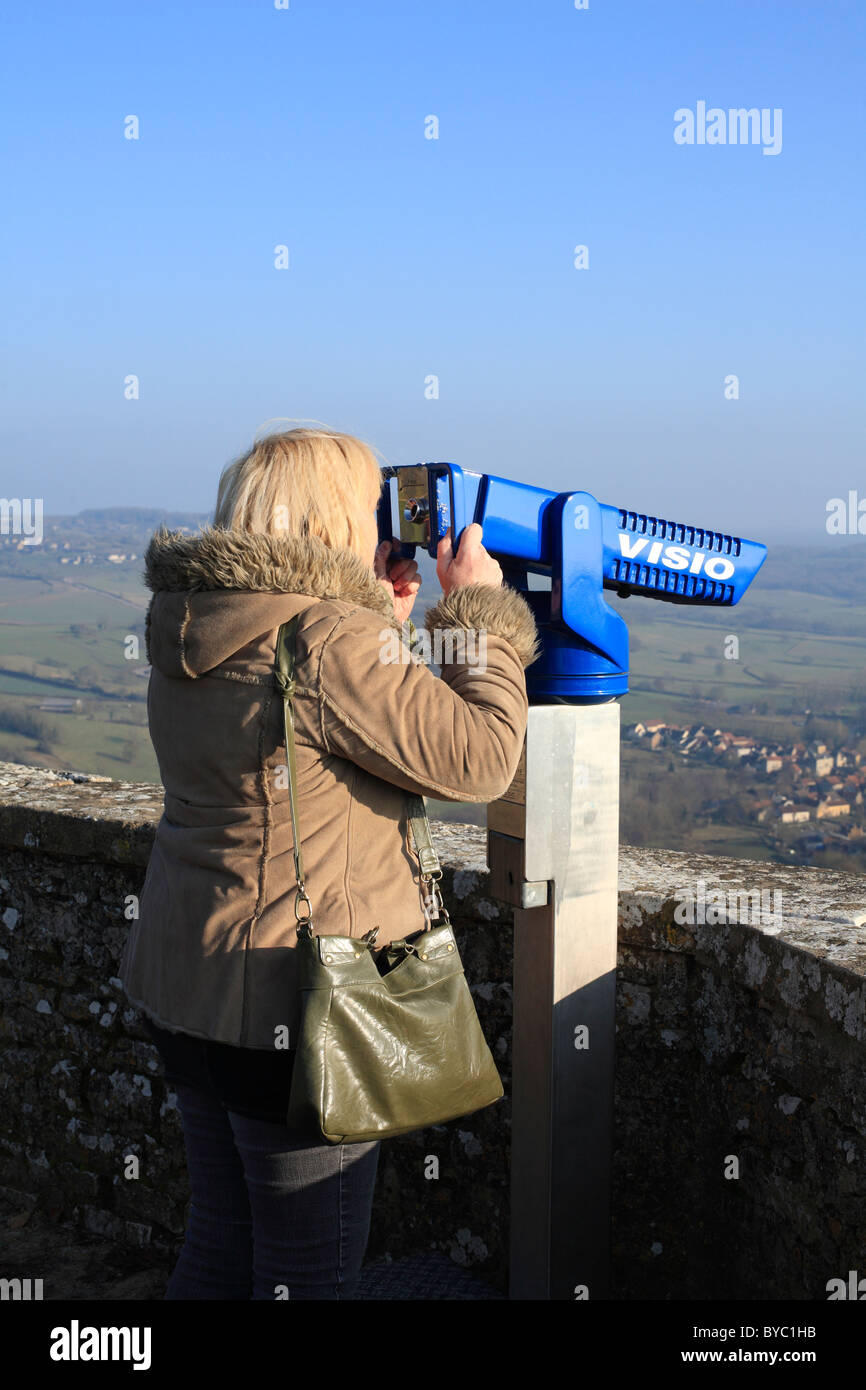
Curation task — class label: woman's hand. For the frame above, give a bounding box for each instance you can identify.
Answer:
[436,524,503,597]
[374,539,422,624]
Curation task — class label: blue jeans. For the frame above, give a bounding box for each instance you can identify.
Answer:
[166,1080,381,1300]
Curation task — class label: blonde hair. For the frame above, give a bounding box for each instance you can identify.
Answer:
[214,424,384,556]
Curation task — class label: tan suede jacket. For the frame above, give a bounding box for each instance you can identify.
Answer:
[118,526,539,1047]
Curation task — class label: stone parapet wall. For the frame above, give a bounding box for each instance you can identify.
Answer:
[0,762,864,1298]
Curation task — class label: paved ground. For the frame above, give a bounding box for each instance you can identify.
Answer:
[0,1188,502,1301]
[360,1251,503,1300]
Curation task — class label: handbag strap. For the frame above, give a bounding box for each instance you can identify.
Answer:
[273,616,448,939]
[274,616,315,936]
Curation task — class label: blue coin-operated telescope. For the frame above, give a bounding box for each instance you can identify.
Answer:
[378,463,767,704]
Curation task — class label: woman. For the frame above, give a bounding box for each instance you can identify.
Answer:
[119,425,539,1300]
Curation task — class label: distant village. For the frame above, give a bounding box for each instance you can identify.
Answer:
[627,720,866,855]
[0,510,202,567]
[0,534,140,566]
[0,534,140,565]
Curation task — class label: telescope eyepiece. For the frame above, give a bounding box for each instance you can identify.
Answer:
[403,497,430,524]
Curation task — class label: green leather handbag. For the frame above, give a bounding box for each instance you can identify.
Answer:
[274,615,504,1144]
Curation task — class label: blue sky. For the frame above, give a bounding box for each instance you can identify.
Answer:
[1,0,864,542]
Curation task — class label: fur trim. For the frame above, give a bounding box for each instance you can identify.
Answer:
[424,583,540,669]
[142,525,398,625]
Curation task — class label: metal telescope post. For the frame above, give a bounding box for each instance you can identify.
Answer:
[488,703,620,1300]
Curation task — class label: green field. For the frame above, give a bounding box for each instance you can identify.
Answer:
[613,596,866,725]
[0,561,155,779]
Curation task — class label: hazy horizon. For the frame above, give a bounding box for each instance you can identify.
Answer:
[26,502,865,552]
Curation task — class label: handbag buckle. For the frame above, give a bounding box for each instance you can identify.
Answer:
[295,885,315,937]
[417,847,439,874]
[420,869,450,928]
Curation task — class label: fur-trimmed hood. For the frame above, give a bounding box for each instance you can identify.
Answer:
[143,525,399,678]
[144,525,396,619]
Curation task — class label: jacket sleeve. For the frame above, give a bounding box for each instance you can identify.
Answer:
[315,584,540,803]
